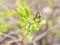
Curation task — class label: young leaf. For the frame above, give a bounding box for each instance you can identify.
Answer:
[1,9,15,18]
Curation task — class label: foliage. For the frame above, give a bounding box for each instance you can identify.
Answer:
[0,0,46,42]
[1,9,15,18]
[16,0,46,41]
[0,9,15,32]
[0,0,3,2]
[0,0,60,45]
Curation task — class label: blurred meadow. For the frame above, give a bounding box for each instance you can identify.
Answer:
[0,0,60,45]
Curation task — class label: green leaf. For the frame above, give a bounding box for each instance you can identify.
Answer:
[1,9,15,18]
[25,7,30,18]
[0,27,7,32]
[0,18,5,26]
[18,18,25,26]
[16,0,30,19]
[40,19,46,25]
[27,33,33,42]
[16,7,26,18]
[0,0,3,2]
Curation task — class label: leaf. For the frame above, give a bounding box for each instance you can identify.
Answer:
[27,33,33,42]
[1,9,15,18]
[0,18,5,26]
[0,0,3,2]
[0,27,7,32]
[16,7,26,18]
[25,7,30,18]
[18,18,25,26]
[16,0,30,19]
[40,19,46,25]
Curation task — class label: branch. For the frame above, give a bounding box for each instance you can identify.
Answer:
[32,24,59,45]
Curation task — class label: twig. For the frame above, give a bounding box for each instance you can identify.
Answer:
[0,32,17,41]
[32,24,59,45]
